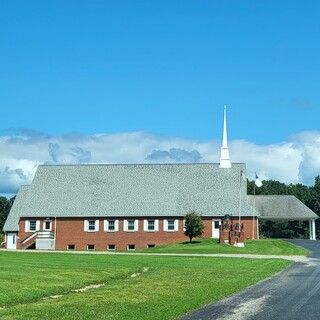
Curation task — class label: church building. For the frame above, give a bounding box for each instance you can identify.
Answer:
[2,107,318,250]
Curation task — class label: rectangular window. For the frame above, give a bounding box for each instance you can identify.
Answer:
[104,219,119,232]
[124,219,138,232]
[108,220,115,231]
[164,219,178,232]
[127,220,135,231]
[147,244,155,248]
[87,244,95,250]
[127,244,135,250]
[84,220,99,232]
[88,220,96,231]
[29,221,37,232]
[148,220,155,231]
[143,219,159,232]
[25,220,40,232]
[108,244,116,250]
[214,221,220,229]
[67,244,75,250]
[44,221,51,231]
[167,220,175,231]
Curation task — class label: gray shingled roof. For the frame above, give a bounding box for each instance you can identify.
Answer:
[3,186,30,231]
[9,163,258,220]
[247,195,318,220]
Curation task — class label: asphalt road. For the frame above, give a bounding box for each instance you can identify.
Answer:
[181,240,320,320]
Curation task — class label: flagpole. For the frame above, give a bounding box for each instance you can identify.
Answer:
[254,172,263,240]
[239,169,242,230]
[253,173,256,239]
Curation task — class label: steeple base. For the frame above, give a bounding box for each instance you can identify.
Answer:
[219,146,231,168]
[219,159,231,168]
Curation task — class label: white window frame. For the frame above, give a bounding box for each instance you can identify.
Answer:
[104,219,119,232]
[143,219,159,232]
[43,220,52,231]
[84,220,99,232]
[164,219,179,232]
[124,219,138,232]
[108,244,116,250]
[25,220,40,232]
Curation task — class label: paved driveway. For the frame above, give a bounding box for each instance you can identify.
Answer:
[181,240,320,320]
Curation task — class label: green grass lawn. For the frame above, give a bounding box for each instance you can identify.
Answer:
[137,238,309,255]
[0,250,292,320]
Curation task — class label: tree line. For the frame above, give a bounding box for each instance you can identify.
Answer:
[0,175,320,239]
[0,196,15,237]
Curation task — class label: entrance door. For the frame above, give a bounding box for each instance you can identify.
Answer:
[212,219,221,238]
[7,233,17,249]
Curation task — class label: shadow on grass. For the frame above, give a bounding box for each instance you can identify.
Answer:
[180,239,220,245]
[181,241,202,245]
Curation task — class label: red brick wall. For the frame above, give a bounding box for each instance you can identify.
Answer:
[55,217,186,250]
[17,216,258,250]
[202,217,258,240]
[18,218,52,249]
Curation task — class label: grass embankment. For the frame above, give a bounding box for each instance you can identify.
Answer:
[0,249,292,320]
[137,238,309,255]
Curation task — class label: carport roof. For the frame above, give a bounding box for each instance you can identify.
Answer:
[247,195,319,220]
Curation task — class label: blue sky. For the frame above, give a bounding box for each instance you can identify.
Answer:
[1,1,320,197]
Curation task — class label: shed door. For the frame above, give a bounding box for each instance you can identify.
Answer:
[212,220,221,238]
[7,233,17,249]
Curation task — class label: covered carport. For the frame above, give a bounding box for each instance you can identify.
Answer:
[247,195,318,240]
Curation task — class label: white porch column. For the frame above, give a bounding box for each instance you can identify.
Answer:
[256,217,260,240]
[309,220,313,240]
[309,219,316,240]
[312,219,316,240]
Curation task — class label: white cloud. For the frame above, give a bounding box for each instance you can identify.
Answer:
[0,130,320,197]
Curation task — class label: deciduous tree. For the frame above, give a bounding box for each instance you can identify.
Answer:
[184,211,205,243]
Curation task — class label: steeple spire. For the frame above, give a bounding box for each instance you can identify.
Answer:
[219,105,231,168]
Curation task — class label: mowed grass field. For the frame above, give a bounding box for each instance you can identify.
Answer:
[137,238,309,255]
[0,240,304,319]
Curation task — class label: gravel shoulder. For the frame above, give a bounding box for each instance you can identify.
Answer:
[0,248,308,262]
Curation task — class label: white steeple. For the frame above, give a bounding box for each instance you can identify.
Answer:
[219,105,232,168]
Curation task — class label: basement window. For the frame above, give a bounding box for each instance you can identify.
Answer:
[87,244,95,250]
[67,244,75,250]
[127,244,136,250]
[108,244,116,250]
[147,244,155,248]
